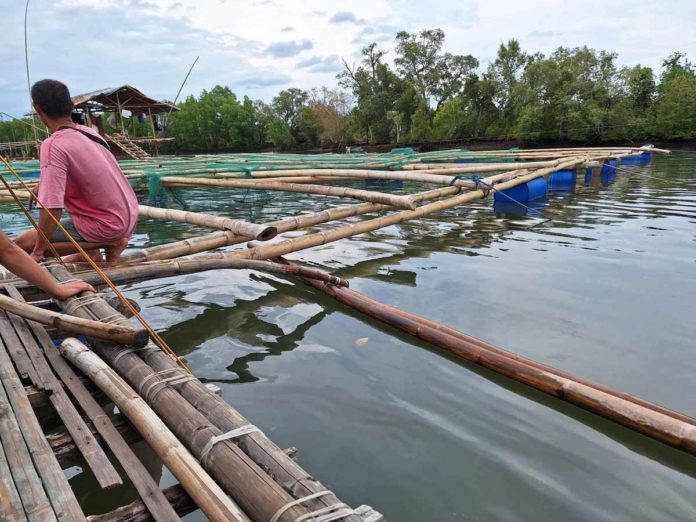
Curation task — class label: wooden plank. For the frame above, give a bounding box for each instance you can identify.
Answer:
[0,337,85,521]
[0,310,39,384]
[47,415,140,469]
[0,383,40,522]
[0,308,121,491]
[87,485,197,522]
[5,286,180,522]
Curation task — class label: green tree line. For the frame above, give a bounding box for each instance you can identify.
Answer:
[2,29,695,153]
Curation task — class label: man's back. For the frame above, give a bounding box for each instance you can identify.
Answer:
[38,125,139,243]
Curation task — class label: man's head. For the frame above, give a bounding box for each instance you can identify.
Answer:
[31,79,73,124]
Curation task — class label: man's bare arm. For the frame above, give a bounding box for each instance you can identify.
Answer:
[0,232,94,299]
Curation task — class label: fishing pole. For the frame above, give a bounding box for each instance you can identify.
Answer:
[164,55,199,129]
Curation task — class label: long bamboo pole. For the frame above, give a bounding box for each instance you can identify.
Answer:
[60,338,250,522]
[70,257,348,288]
[295,273,696,455]
[138,205,277,240]
[159,177,418,210]
[0,293,148,347]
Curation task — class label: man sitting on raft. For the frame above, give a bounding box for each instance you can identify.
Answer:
[16,79,138,263]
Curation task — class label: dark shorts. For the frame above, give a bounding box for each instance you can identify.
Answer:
[49,218,86,242]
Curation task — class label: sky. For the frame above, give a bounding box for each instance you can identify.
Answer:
[1,0,695,116]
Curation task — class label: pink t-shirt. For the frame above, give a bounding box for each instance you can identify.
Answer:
[38,125,139,242]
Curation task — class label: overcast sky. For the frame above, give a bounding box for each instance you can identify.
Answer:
[1,0,695,116]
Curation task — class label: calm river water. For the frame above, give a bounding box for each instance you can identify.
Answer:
[5,152,696,521]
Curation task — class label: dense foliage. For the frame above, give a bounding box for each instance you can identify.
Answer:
[2,31,694,153]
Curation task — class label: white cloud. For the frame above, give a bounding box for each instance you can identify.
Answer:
[329,11,365,25]
[297,55,343,73]
[265,39,314,58]
[0,0,694,114]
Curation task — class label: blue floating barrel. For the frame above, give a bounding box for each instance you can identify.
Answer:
[494,176,547,203]
[600,172,616,185]
[494,197,546,217]
[621,152,652,164]
[600,159,617,176]
[453,158,475,163]
[584,166,593,184]
[548,169,577,192]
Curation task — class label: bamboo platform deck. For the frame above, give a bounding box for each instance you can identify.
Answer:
[2,145,693,521]
[0,276,383,521]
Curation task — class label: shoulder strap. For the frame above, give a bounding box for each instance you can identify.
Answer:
[57,125,112,151]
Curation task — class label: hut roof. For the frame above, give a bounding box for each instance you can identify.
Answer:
[72,85,179,113]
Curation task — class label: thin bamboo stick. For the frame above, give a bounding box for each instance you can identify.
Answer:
[159,177,418,210]
[138,205,277,240]
[60,338,250,522]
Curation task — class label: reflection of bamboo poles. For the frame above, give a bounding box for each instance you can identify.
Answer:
[294,269,696,456]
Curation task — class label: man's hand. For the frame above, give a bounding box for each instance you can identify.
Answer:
[49,280,95,301]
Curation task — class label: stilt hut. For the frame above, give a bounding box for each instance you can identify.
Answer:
[71,85,179,159]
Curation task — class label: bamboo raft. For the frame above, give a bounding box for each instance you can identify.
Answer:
[1,145,687,521]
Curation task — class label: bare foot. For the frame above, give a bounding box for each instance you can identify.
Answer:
[64,249,105,263]
[104,238,129,264]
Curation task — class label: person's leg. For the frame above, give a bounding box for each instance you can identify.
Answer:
[104,238,129,263]
[51,239,128,264]
[42,218,104,262]
[62,249,105,263]
[15,228,38,253]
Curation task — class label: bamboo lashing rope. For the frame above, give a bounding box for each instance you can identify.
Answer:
[0,155,189,372]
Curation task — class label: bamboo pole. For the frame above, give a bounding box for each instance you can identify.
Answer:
[295,272,696,455]
[138,205,277,240]
[60,338,250,522]
[159,177,418,210]
[244,162,562,176]
[71,257,349,288]
[0,293,148,347]
[216,169,487,186]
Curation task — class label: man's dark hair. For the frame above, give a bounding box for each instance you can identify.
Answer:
[31,79,73,118]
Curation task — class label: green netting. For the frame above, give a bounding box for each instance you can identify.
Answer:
[146,172,189,210]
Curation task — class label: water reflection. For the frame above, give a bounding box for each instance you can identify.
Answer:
[4,155,696,521]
